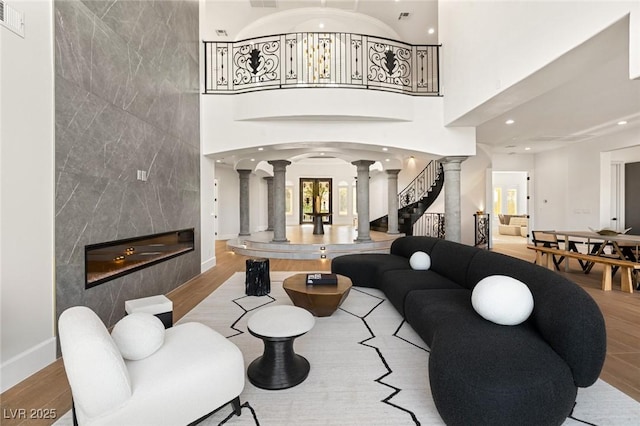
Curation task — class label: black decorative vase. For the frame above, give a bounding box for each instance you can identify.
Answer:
[245,258,271,296]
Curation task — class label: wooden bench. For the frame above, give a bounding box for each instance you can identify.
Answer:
[527,245,640,293]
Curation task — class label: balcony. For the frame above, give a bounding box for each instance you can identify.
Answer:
[204,32,440,96]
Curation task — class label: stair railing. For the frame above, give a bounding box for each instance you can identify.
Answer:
[398,160,442,208]
[413,213,445,238]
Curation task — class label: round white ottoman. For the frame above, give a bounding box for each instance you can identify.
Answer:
[247,305,315,390]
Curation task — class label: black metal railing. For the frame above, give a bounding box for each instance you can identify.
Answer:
[474,213,491,249]
[399,160,442,208]
[413,213,445,238]
[204,32,439,96]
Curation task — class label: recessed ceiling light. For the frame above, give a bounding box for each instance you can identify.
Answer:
[250,158,255,162]
[216,159,221,163]
[258,147,264,151]
[385,158,390,162]
[428,28,435,34]
[524,147,531,151]
[618,120,628,125]
[319,23,325,29]
[505,119,515,125]
[382,147,388,151]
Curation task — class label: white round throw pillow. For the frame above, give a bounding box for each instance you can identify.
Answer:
[409,251,431,270]
[471,275,534,326]
[111,313,165,360]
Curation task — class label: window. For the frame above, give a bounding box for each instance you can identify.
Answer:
[352,181,358,215]
[338,182,348,215]
[285,186,293,215]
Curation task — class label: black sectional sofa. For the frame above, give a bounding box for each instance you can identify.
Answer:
[331,236,606,426]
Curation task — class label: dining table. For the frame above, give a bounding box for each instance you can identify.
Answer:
[548,230,640,276]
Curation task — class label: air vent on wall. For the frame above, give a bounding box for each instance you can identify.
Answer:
[0,0,25,38]
[215,29,228,37]
[398,12,410,20]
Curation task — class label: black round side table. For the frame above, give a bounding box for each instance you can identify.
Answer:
[246,305,315,390]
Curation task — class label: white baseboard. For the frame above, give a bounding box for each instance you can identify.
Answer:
[201,255,216,273]
[1,337,57,392]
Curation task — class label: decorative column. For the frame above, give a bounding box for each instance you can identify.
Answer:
[237,169,252,236]
[441,156,468,243]
[268,160,291,242]
[352,160,375,241]
[386,169,401,234]
[264,177,274,231]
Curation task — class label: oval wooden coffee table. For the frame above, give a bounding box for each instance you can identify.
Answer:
[282,273,352,317]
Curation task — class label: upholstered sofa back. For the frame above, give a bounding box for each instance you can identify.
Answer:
[389,236,606,387]
[58,306,132,419]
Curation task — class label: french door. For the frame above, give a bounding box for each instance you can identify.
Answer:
[299,178,332,224]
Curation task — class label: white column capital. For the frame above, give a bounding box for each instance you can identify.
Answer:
[440,156,468,172]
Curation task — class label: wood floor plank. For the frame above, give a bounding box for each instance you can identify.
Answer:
[1,239,638,426]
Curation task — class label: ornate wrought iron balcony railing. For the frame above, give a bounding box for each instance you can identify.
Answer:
[204,32,440,96]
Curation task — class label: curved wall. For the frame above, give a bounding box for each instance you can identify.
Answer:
[202,89,476,158]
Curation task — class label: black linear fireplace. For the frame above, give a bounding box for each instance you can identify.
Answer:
[85,228,195,289]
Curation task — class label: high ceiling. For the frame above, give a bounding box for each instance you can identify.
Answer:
[204,1,640,162]
[204,0,439,44]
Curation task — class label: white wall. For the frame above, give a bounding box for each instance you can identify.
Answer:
[202,91,476,158]
[532,126,639,233]
[200,155,216,271]
[0,0,56,391]
[440,1,640,124]
[216,165,241,240]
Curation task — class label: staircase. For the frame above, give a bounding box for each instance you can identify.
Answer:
[371,160,444,235]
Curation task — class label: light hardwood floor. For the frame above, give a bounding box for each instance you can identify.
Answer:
[1,239,639,426]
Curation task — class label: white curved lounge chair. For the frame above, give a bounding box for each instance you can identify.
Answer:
[58,306,245,426]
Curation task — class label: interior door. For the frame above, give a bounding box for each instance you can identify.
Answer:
[610,162,623,231]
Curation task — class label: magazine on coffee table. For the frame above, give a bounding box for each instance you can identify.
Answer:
[306,273,338,285]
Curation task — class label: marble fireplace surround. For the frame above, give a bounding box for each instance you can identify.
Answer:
[54,0,201,329]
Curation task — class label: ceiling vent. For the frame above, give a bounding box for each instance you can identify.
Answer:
[250,0,277,8]
[398,12,410,20]
[215,29,228,37]
[0,0,25,38]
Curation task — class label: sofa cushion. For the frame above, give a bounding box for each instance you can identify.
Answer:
[390,235,441,258]
[111,313,166,361]
[404,289,474,346]
[429,239,481,290]
[471,275,533,326]
[467,249,606,387]
[58,307,132,420]
[379,270,462,316]
[331,253,409,288]
[429,317,576,426]
[409,251,431,270]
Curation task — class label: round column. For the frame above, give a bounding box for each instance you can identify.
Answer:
[237,169,252,236]
[386,169,401,234]
[352,160,375,242]
[441,157,467,243]
[264,177,274,231]
[268,160,291,242]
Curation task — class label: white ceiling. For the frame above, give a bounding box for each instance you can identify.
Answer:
[204,0,439,44]
[204,1,640,162]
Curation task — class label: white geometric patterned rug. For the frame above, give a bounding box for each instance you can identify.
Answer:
[55,272,640,425]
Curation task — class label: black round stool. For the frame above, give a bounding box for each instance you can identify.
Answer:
[247,305,315,390]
